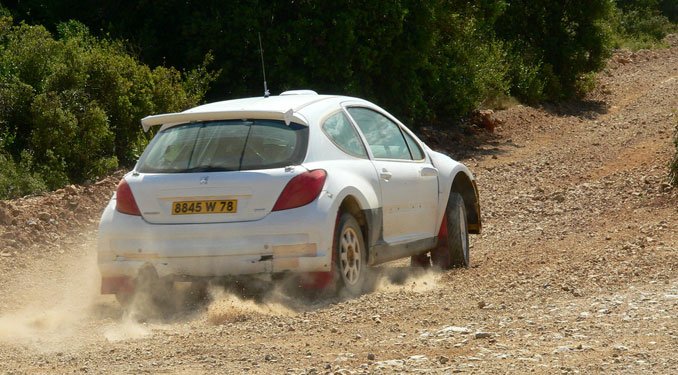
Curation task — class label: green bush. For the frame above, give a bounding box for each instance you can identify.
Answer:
[504,43,546,103]
[424,10,510,123]
[0,0,675,194]
[495,0,615,99]
[3,0,643,121]
[0,151,47,199]
[610,0,676,49]
[659,0,677,22]
[0,16,215,197]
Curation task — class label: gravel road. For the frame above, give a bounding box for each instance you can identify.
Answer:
[0,36,676,374]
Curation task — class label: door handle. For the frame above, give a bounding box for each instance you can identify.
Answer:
[420,166,438,177]
[379,168,392,181]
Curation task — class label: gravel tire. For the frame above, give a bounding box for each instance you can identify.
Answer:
[122,264,177,319]
[432,192,469,269]
[334,213,368,297]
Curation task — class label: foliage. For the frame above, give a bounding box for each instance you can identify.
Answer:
[0,151,46,199]
[659,0,677,22]
[0,1,516,124]
[0,16,215,198]
[425,7,510,123]
[611,0,676,49]
[4,0,674,117]
[0,1,676,197]
[494,0,615,99]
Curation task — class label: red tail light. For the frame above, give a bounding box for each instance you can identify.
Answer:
[272,169,327,211]
[116,178,141,216]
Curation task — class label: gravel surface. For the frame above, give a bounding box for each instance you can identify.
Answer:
[0,36,676,374]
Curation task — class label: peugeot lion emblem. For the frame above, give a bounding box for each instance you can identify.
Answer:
[200,176,209,185]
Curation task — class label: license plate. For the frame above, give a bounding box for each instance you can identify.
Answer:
[172,200,237,215]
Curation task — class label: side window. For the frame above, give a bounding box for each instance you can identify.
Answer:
[402,130,424,160]
[322,111,368,158]
[347,107,411,160]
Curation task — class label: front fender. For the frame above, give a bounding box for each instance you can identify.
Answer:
[427,148,481,234]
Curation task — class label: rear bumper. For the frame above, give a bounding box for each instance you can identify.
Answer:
[97,198,335,290]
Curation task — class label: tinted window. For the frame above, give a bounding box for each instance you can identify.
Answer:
[322,111,368,158]
[137,120,308,173]
[347,107,411,160]
[402,130,424,160]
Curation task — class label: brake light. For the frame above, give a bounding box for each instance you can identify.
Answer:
[272,169,327,211]
[115,178,141,216]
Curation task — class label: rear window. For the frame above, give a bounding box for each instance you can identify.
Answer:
[136,120,308,173]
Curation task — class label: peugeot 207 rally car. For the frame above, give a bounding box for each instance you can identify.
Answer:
[97,90,481,303]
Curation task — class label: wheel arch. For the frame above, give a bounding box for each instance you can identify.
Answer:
[451,172,482,234]
[337,194,371,258]
[427,149,482,235]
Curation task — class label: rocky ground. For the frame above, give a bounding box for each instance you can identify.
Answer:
[0,36,676,374]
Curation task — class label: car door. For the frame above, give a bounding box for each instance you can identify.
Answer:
[346,107,439,244]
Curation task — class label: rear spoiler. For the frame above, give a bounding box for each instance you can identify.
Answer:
[140,109,308,132]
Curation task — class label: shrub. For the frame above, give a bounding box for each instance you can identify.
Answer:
[0,16,215,196]
[495,0,615,99]
[3,0,633,122]
[1,0,673,153]
[504,44,546,103]
[0,151,47,199]
[424,11,510,124]
[612,0,676,49]
[659,0,677,22]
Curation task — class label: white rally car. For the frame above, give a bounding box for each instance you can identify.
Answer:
[97,90,481,302]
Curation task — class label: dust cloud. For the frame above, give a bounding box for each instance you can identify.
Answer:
[0,240,151,352]
[206,284,296,325]
[102,319,151,342]
[372,266,440,293]
[0,236,440,353]
[204,266,441,327]
[0,247,100,351]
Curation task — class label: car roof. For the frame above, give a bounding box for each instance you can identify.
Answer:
[140,91,371,132]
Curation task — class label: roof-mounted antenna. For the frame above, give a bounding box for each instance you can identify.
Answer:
[258,33,270,98]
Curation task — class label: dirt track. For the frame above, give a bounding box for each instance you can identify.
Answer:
[0,37,676,374]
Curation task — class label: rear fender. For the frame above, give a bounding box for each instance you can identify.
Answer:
[305,159,380,242]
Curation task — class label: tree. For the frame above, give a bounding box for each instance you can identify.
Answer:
[495,0,614,98]
[0,16,215,196]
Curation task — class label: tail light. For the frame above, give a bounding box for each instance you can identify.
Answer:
[272,169,327,211]
[116,178,141,216]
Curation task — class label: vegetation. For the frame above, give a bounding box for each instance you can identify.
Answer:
[0,14,215,198]
[612,0,677,49]
[0,1,675,198]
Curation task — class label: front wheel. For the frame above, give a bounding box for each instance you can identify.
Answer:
[431,192,469,269]
[334,213,368,297]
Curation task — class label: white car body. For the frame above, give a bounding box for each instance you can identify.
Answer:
[97,91,481,294]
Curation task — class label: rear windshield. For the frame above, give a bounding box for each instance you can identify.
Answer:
[136,120,308,173]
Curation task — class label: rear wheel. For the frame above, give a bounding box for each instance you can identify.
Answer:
[334,213,368,297]
[120,264,176,319]
[431,192,469,269]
